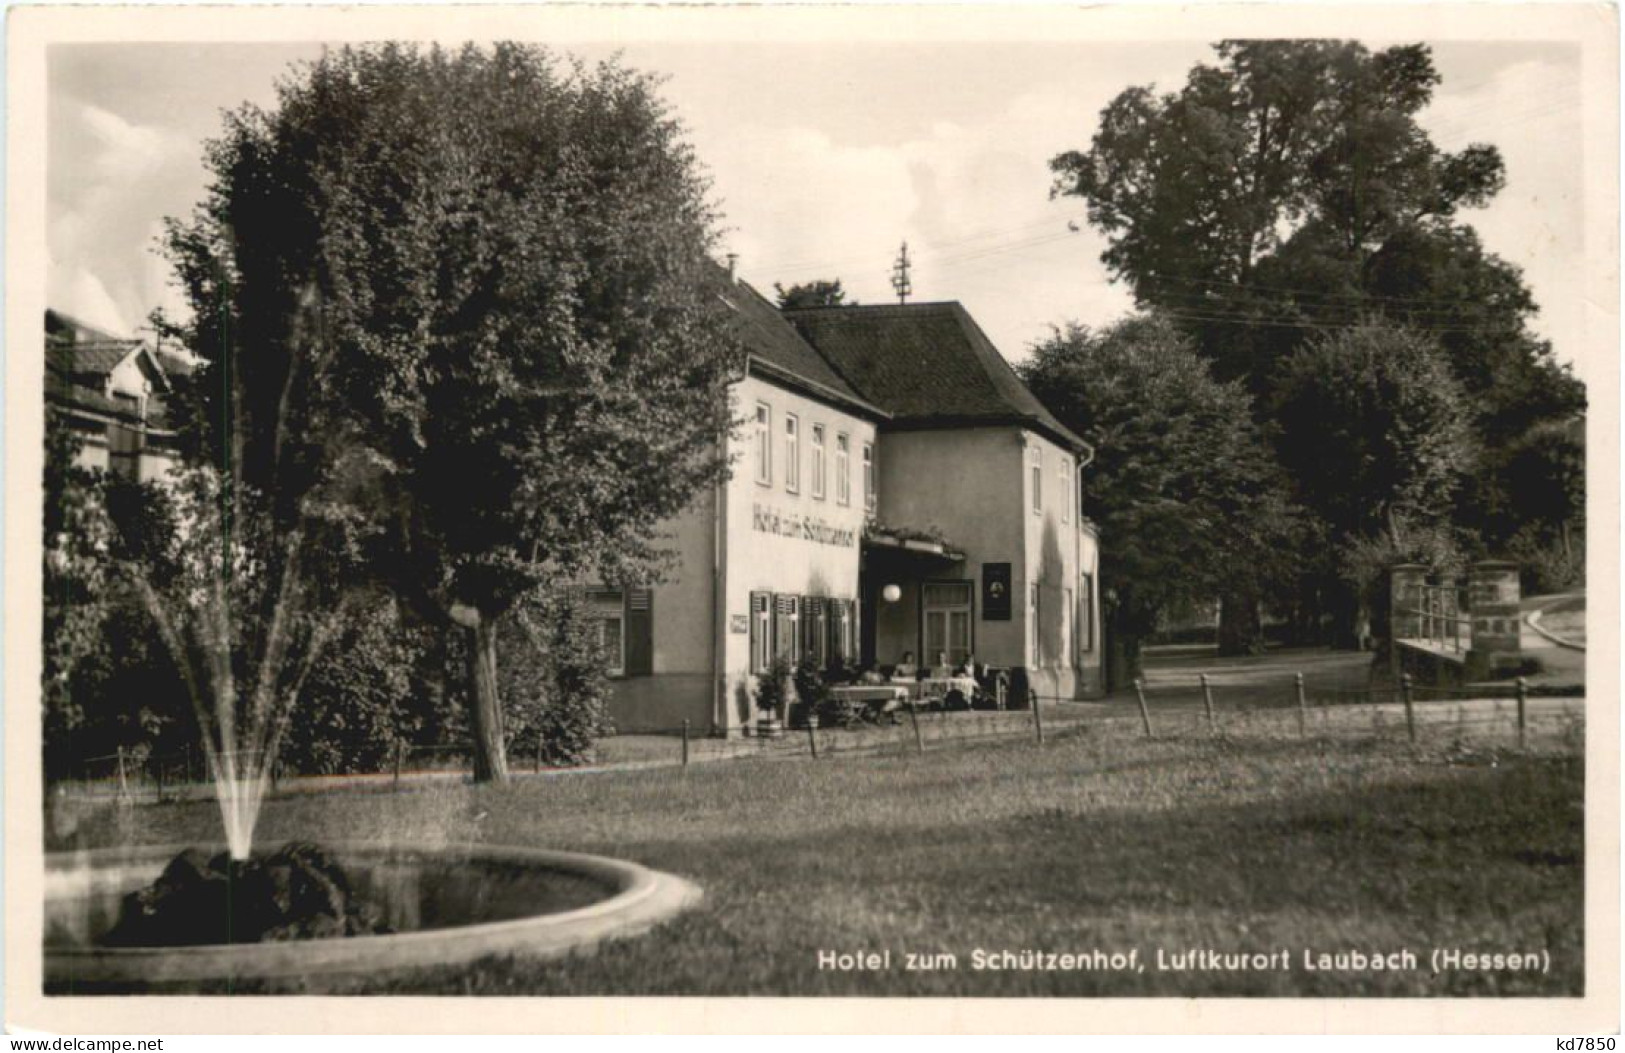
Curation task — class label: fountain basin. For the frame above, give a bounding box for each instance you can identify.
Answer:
[46,842,702,987]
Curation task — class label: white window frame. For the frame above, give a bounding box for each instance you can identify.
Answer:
[1079,572,1095,654]
[754,402,772,486]
[587,588,626,677]
[1062,586,1074,668]
[862,441,876,514]
[751,592,773,674]
[784,413,800,494]
[811,424,826,500]
[1030,444,1043,515]
[1029,582,1041,665]
[922,581,974,667]
[1060,458,1072,524]
[835,433,851,506]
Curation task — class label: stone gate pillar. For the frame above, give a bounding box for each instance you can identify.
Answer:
[1467,560,1522,680]
[1389,563,1427,681]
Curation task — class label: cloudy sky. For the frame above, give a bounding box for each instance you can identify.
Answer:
[48,35,1589,380]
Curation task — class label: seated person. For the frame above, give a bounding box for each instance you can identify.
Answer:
[930,651,955,679]
[891,651,918,682]
[858,665,886,686]
[953,654,977,679]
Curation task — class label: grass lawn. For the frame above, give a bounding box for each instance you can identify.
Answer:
[51,722,1583,997]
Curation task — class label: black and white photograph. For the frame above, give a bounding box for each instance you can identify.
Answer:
[8,1,1617,1035]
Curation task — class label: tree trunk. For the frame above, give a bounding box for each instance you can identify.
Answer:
[1106,627,1143,691]
[465,615,509,784]
[1217,588,1265,656]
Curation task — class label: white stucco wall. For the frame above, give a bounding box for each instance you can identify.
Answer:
[717,375,874,730]
[870,424,1103,699]
[607,374,875,735]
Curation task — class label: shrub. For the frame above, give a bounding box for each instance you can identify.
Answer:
[279,599,421,775]
[753,657,794,719]
[502,590,614,767]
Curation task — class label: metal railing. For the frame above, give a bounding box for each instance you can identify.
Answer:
[1399,582,1472,653]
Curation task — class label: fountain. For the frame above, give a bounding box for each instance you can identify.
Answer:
[48,467,702,989]
[46,841,701,987]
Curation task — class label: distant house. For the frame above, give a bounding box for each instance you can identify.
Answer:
[46,310,191,483]
[600,282,1104,736]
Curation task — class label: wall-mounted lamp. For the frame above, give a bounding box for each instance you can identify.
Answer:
[881,584,902,603]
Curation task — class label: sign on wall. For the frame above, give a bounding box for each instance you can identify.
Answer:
[982,562,1012,620]
[751,502,857,548]
[730,614,749,634]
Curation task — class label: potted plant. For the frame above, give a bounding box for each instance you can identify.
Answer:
[754,656,794,738]
[790,656,830,730]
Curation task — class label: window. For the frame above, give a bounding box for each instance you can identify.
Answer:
[784,414,800,493]
[1079,572,1094,654]
[828,599,855,663]
[1060,458,1073,524]
[923,582,973,667]
[802,597,828,668]
[587,589,626,676]
[811,425,826,500]
[1030,444,1043,514]
[1062,586,1074,668]
[835,433,851,505]
[750,592,772,673]
[773,594,801,664]
[862,441,876,514]
[754,403,772,486]
[1028,582,1041,666]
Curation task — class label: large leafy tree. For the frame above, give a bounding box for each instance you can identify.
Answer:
[1272,321,1476,639]
[1051,40,1584,645]
[1021,315,1299,682]
[163,43,742,783]
[1274,320,1475,544]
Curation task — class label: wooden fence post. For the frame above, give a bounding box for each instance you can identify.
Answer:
[1032,695,1046,745]
[1134,678,1153,738]
[1200,674,1215,732]
[807,714,819,758]
[1295,673,1308,737]
[682,719,691,768]
[1401,673,1417,744]
[116,745,129,802]
[393,740,404,790]
[908,701,924,754]
[1516,677,1528,750]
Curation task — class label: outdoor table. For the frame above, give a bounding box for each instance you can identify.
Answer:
[828,684,912,722]
[917,676,979,707]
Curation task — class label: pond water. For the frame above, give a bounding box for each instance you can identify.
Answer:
[45,850,612,950]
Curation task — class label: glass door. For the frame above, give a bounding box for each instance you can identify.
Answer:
[922,581,973,666]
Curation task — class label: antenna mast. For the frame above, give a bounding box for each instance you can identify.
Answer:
[890,241,913,304]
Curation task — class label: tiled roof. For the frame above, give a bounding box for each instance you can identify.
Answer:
[721,279,887,420]
[783,302,1088,451]
[45,312,178,431]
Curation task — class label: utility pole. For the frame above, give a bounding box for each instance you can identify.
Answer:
[890,241,913,304]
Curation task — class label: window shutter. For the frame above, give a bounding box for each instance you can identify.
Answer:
[624,588,653,676]
[802,596,828,667]
[750,592,771,673]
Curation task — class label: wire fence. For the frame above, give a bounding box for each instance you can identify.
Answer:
[55,670,1583,805]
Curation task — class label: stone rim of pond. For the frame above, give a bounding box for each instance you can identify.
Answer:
[45,842,702,985]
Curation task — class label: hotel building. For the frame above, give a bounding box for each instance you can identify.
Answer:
[603,279,1103,735]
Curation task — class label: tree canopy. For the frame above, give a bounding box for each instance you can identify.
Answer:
[774,279,853,309]
[1050,39,1585,638]
[161,42,744,781]
[1021,314,1298,677]
[1272,320,1475,547]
